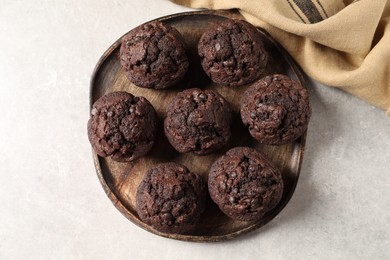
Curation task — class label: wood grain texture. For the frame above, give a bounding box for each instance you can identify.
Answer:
[90,10,307,242]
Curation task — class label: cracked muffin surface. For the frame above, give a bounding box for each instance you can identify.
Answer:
[198,19,268,87]
[120,21,189,89]
[240,74,311,145]
[164,88,232,155]
[136,163,207,234]
[87,91,157,162]
[208,147,283,221]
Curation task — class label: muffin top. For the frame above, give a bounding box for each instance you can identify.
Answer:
[136,162,207,234]
[164,88,232,155]
[208,147,283,221]
[198,19,268,87]
[241,74,311,145]
[120,21,189,89]
[87,91,157,162]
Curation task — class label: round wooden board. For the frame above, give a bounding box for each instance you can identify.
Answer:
[90,10,307,242]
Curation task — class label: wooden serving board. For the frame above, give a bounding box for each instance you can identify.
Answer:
[90,10,307,242]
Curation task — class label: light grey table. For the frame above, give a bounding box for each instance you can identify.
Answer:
[1,1,389,259]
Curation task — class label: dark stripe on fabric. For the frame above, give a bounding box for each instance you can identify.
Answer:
[315,0,329,18]
[292,0,324,23]
[286,0,306,23]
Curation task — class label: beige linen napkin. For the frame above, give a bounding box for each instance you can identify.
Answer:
[171,0,390,115]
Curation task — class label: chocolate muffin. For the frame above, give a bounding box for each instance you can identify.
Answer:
[241,74,311,145]
[208,147,283,221]
[87,91,157,162]
[120,21,189,89]
[164,88,232,155]
[136,163,207,234]
[198,19,268,87]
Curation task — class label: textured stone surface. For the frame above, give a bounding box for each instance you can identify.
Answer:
[0,1,389,259]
